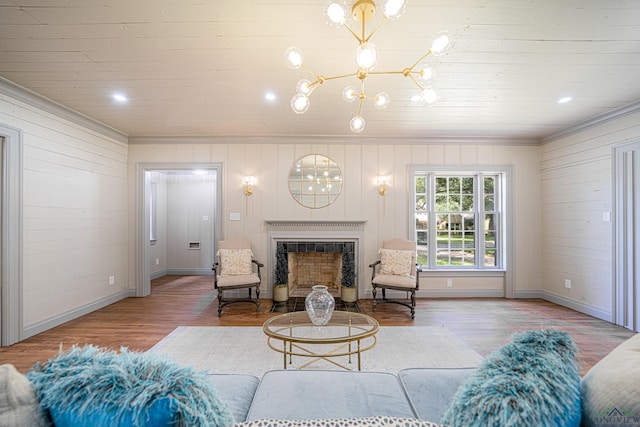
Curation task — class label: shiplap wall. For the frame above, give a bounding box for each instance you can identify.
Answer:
[128,142,542,298]
[165,174,216,272]
[0,94,129,336]
[540,110,640,320]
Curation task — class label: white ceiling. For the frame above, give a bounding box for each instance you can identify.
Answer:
[1,0,639,141]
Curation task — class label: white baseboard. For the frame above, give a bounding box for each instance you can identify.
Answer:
[165,268,213,276]
[22,289,134,340]
[538,291,612,323]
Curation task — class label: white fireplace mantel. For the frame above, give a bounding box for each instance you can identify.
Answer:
[265,220,367,298]
[265,220,367,229]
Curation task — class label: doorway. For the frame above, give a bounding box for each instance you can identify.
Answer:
[613,140,640,332]
[136,163,223,297]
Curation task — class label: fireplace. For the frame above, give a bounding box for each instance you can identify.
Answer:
[277,241,355,297]
[266,220,366,299]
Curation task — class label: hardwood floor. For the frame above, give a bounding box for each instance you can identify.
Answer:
[0,275,635,375]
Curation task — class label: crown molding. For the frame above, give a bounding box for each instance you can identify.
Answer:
[0,77,129,144]
[541,101,640,144]
[127,134,540,146]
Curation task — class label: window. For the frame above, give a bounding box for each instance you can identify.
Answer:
[410,167,507,270]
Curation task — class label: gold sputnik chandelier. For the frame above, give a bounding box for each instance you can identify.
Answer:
[285,0,450,133]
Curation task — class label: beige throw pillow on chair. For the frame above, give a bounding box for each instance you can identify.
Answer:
[217,248,253,276]
[379,248,414,277]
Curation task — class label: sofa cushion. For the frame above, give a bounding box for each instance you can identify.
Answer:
[236,416,445,427]
[205,374,259,423]
[246,370,416,421]
[0,364,49,427]
[581,333,640,427]
[26,345,234,427]
[441,329,582,427]
[398,368,477,423]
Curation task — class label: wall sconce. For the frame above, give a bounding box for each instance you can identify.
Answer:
[377,176,389,196]
[243,176,255,196]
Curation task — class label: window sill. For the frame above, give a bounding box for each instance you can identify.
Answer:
[418,269,505,277]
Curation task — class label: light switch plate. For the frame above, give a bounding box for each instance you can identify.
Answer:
[230,212,241,221]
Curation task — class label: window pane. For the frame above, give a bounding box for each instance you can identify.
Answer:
[415,176,426,193]
[485,249,496,267]
[462,177,474,193]
[449,177,460,192]
[449,195,460,211]
[435,177,447,193]
[484,176,495,194]
[435,195,447,211]
[415,195,426,211]
[462,195,474,211]
[484,195,494,211]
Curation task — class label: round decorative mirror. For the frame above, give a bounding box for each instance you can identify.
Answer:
[288,154,343,209]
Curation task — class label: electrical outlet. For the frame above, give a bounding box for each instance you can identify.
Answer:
[156,258,160,265]
[109,275,115,286]
[564,279,571,289]
[446,279,453,288]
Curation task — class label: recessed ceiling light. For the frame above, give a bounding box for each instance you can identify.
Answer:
[265,92,276,102]
[557,96,573,104]
[112,93,128,103]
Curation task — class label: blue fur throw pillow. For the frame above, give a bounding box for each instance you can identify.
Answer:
[26,345,234,427]
[441,329,582,427]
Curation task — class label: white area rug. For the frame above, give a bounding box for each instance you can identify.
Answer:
[149,326,483,376]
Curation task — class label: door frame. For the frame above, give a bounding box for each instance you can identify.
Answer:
[0,125,23,346]
[613,139,640,331]
[135,162,223,297]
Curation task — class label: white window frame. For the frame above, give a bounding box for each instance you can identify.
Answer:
[409,165,510,271]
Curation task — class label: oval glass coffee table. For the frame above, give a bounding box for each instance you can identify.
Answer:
[263,311,379,371]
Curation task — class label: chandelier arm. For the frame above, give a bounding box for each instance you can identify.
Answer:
[363,16,387,43]
[406,73,426,90]
[357,96,365,116]
[366,70,406,76]
[321,72,360,82]
[407,50,434,73]
[344,24,365,44]
[301,63,323,81]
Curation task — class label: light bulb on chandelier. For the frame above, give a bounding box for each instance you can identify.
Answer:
[285,0,451,133]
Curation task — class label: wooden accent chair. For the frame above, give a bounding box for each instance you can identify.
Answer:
[212,238,263,316]
[369,237,422,319]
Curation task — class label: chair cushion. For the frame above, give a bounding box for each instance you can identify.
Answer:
[379,248,414,277]
[217,273,260,288]
[580,333,640,427]
[372,274,416,289]
[218,248,253,275]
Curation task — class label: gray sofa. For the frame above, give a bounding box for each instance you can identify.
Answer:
[3,331,639,427]
[208,368,475,425]
[210,331,640,427]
